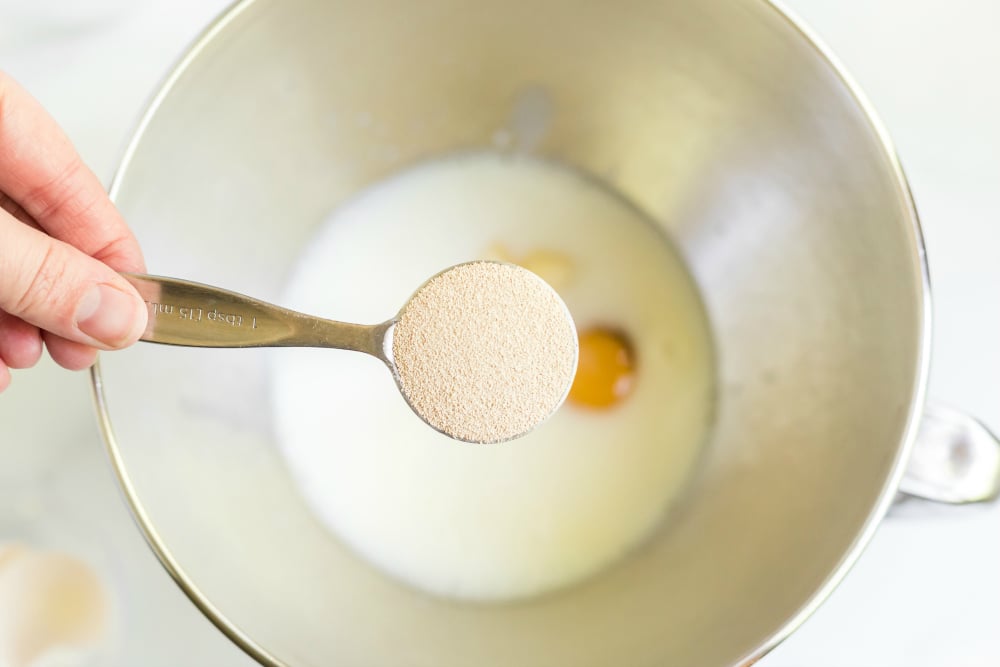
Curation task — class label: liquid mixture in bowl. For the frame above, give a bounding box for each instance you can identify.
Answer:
[270,153,715,601]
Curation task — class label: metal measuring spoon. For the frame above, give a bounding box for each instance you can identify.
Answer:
[122,261,578,444]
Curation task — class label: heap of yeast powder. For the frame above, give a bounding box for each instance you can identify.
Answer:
[391,261,577,443]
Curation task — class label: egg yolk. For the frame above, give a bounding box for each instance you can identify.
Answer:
[568,327,636,410]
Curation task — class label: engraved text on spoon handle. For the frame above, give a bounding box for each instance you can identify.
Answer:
[122,273,386,356]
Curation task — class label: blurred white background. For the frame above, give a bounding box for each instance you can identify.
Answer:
[0,0,997,664]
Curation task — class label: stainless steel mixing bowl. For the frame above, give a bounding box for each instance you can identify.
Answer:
[91,0,1000,664]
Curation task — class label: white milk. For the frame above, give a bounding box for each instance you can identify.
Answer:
[270,154,715,601]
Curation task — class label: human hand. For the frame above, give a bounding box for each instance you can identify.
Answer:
[0,71,148,392]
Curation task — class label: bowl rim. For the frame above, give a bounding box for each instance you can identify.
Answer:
[90,0,933,664]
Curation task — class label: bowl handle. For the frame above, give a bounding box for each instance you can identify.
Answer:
[898,403,1000,504]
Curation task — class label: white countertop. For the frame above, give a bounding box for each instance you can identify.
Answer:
[0,0,997,664]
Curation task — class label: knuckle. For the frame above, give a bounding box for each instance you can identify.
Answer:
[0,190,35,226]
[91,234,137,269]
[20,156,91,223]
[12,242,68,320]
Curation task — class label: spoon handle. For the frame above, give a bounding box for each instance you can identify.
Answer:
[122,274,387,357]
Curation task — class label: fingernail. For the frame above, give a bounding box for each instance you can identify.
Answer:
[75,284,146,348]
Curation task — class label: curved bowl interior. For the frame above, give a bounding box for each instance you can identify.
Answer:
[95,0,927,665]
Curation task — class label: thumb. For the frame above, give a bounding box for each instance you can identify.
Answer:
[0,211,147,350]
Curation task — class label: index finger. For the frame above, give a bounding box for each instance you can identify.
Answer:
[0,70,145,274]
